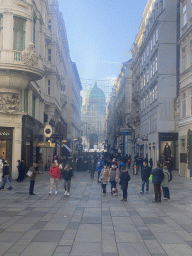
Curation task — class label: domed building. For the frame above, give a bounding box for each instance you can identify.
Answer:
[82,82,106,150]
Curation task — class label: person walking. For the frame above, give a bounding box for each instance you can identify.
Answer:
[49,161,61,195]
[29,163,38,195]
[119,166,131,201]
[109,164,120,196]
[140,161,151,194]
[96,156,104,183]
[0,159,13,190]
[0,159,3,183]
[99,161,110,196]
[63,163,73,195]
[162,162,170,200]
[151,161,164,203]
[38,157,44,174]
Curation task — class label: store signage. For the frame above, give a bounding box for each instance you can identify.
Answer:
[0,128,13,139]
[50,134,63,139]
[44,125,53,138]
[33,142,55,148]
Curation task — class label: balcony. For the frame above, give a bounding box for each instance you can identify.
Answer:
[0,46,44,92]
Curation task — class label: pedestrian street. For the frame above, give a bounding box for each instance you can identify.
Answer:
[1,170,192,255]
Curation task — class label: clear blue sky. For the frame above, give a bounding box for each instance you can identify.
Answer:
[59,0,147,84]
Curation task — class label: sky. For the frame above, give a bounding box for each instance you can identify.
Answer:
[59,0,147,98]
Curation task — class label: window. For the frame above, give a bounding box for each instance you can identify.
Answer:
[183,4,187,27]
[0,15,3,49]
[24,89,28,113]
[153,60,156,75]
[153,34,156,47]
[147,68,149,83]
[182,47,186,72]
[150,91,152,104]
[142,56,143,66]
[48,25,51,31]
[155,56,158,72]
[48,49,51,61]
[150,64,153,78]
[154,85,158,100]
[156,29,158,42]
[48,80,51,95]
[13,16,26,51]
[140,76,143,90]
[152,88,155,102]
[143,97,146,109]
[141,99,143,111]
[143,73,146,87]
[151,40,153,51]
[147,46,149,57]
[144,52,146,62]
[32,95,36,118]
[146,94,149,107]
[182,92,186,118]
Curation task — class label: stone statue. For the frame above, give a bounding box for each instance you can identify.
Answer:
[22,42,38,66]
[0,95,23,115]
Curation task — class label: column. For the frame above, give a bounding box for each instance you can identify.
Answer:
[3,12,13,50]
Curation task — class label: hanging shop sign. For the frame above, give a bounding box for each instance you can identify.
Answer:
[33,141,55,148]
[44,125,53,138]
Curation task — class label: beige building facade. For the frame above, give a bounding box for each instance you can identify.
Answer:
[0,0,81,178]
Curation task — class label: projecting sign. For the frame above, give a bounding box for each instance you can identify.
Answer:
[44,125,53,138]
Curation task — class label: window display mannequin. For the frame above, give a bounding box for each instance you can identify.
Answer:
[164,143,171,161]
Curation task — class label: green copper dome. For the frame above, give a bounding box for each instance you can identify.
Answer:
[86,83,106,101]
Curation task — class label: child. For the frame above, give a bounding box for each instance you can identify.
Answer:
[63,164,73,195]
[29,163,38,195]
[162,162,170,200]
[109,164,119,196]
[119,166,131,201]
[99,161,110,196]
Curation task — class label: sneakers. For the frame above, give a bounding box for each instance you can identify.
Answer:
[146,191,149,194]
[55,191,58,195]
[140,191,144,194]
[64,191,67,195]
[67,192,69,196]
[102,193,106,196]
[7,187,13,190]
[48,191,52,195]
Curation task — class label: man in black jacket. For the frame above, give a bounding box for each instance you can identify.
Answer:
[140,161,151,194]
[151,161,164,202]
[0,159,13,190]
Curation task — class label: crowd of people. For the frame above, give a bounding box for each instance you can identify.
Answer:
[0,152,173,202]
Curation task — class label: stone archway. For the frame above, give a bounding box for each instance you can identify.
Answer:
[89,133,98,149]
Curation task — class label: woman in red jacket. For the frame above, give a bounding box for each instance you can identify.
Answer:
[49,161,61,195]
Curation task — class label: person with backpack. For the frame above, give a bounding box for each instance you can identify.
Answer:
[96,156,104,183]
[119,165,131,201]
[109,164,120,196]
[162,162,171,200]
[99,160,110,196]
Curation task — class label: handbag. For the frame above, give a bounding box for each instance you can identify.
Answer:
[149,174,153,182]
[26,170,32,177]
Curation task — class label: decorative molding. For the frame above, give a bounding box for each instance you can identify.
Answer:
[0,94,23,115]
[22,43,38,66]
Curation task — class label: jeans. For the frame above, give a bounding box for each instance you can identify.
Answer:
[111,181,116,192]
[123,189,127,199]
[141,180,149,193]
[64,180,71,192]
[162,187,170,199]
[102,184,106,194]
[98,171,101,181]
[1,175,12,188]
[154,184,161,201]
[29,181,35,194]
[50,178,58,192]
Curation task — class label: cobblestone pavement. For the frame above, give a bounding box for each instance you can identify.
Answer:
[1,170,192,255]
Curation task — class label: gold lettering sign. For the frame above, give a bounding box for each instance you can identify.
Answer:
[33,142,55,148]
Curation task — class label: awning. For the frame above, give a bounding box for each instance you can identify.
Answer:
[61,143,72,152]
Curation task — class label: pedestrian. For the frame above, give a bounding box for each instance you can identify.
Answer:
[151,161,164,203]
[118,160,125,173]
[0,158,3,183]
[96,156,104,182]
[109,164,120,196]
[63,163,73,195]
[90,156,95,179]
[149,158,153,171]
[0,159,13,190]
[140,161,151,194]
[162,162,170,200]
[29,163,38,195]
[127,157,131,169]
[99,160,110,196]
[49,161,61,195]
[38,156,44,174]
[119,165,131,201]
[20,159,26,181]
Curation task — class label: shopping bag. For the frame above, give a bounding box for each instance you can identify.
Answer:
[149,174,153,182]
[26,170,32,177]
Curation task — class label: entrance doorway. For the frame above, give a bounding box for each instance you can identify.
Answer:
[89,133,98,149]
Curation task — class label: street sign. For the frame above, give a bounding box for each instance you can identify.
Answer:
[120,128,132,135]
[50,134,63,139]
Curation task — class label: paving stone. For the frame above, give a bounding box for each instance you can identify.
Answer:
[32,230,64,242]
[0,232,25,243]
[117,242,151,256]
[70,242,102,256]
[75,224,101,242]
[115,231,143,243]
[142,217,166,224]
[55,245,71,253]
[30,221,48,230]
[80,217,101,224]
[161,243,192,256]
[0,243,14,255]
[144,240,166,254]
[153,232,186,244]
[19,242,58,256]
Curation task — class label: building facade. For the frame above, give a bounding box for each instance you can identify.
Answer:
[131,0,178,167]
[177,0,192,177]
[0,0,81,178]
[106,60,132,156]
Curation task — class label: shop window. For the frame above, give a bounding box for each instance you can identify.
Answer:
[0,15,3,50]
[0,140,6,160]
[24,89,28,113]
[32,95,36,118]
[13,16,26,51]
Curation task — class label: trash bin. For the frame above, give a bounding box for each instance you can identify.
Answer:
[133,162,138,175]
